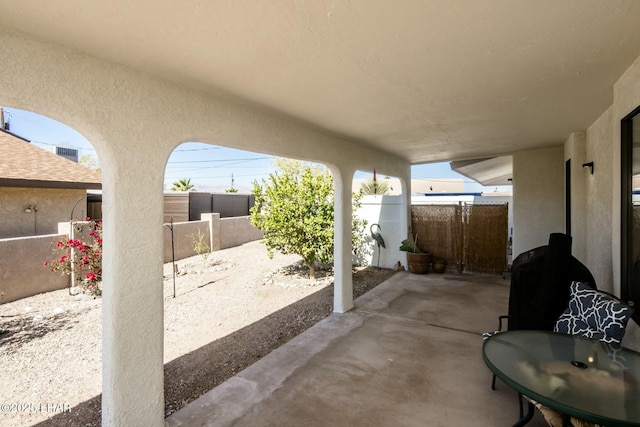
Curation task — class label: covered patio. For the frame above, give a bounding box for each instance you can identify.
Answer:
[1,1,640,425]
[166,272,548,426]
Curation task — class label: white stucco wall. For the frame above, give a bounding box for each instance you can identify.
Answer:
[0,26,410,426]
[583,108,614,292]
[613,54,640,296]
[356,195,405,269]
[512,146,565,258]
[564,132,587,263]
[605,54,640,351]
[507,54,640,350]
[558,56,640,350]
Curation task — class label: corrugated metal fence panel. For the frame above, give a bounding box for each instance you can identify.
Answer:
[164,193,189,223]
[164,193,261,222]
[189,192,213,221]
[211,194,253,218]
[464,204,509,275]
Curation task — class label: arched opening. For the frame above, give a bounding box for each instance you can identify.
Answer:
[161,143,392,416]
[0,106,103,425]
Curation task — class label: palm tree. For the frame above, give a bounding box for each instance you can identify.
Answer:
[171,178,195,192]
[359,178,390,195]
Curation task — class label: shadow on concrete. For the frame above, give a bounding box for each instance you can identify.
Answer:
[33,267,394,427]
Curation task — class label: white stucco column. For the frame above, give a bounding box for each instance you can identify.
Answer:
[332,166,354,313]
[512,146,565,257]
[398,172,411,269]
[101,146,166,426]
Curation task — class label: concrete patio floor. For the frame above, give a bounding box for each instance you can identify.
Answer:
[166,272,548,426]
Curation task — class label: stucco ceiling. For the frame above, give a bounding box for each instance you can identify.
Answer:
[1,0,640,165]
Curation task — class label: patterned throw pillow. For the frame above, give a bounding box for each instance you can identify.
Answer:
[554,282,634,344]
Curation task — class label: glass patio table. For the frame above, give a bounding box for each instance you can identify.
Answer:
[482,330,640,427]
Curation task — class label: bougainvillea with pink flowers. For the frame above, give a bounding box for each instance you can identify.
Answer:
[45,218,102,296]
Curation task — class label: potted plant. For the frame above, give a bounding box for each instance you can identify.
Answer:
[399,234,431,274]
[432,258,446,274]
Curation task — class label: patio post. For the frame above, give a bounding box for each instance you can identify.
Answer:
[100,146,166,426]
[332,165,354,313]
[399,170,412,269]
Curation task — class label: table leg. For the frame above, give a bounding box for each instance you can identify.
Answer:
[512,401,534,427]
[518,393,523,418]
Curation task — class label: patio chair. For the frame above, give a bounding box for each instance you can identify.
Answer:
[485,233,597,418]
[506,233,597,332]
[487,234,597,390]
[526,281,635,427]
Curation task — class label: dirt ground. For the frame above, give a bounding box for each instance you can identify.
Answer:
[0,240,396,427]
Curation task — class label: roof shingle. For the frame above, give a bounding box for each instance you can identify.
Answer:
[0,129,101,189]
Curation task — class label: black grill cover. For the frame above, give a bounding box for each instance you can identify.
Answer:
[507,233,597,331]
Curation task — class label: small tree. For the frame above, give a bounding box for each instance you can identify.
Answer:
[79,153,101,173]
[171,178,195,192]
[250,160,366,278]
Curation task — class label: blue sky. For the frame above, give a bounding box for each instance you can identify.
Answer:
[3,107,511,193]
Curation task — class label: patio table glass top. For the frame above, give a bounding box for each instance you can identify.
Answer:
[483,330,640,427]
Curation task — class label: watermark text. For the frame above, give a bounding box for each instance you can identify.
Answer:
[0,402,71,413]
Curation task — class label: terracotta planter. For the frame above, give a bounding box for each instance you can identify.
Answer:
[406,252,431,274]
[432,260,446,274]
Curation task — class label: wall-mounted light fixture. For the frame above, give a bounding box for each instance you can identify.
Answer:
[582,161,594,175]
[24,205,38,234]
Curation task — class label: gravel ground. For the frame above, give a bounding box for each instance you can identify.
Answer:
[0,240,395,427]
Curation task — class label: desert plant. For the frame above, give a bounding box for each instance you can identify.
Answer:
[399,234,423,253]
[190,229,211,268]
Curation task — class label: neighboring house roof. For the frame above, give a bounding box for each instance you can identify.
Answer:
[352,178,464,195]
[0,129,101,189]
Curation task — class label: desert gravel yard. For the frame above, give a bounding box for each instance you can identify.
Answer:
[0,240,394,427]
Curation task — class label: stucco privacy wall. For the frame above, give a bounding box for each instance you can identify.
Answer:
[219,216,263,250]
[0,27,410,426]
[0,187,86,238]
[163,220,210,263]
[0,234,69,303]
[512,146,565,257]
[162,216,263,262]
